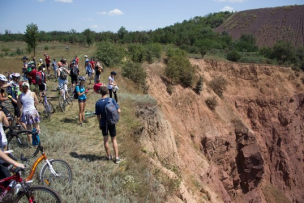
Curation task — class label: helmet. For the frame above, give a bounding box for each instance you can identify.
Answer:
[12,73,21,79]
[0,74,8,82]
[39,59,43,62]
[58,62,63,67]
[79,76,86,81]
[110,71,117,75]
[93,83,103,93]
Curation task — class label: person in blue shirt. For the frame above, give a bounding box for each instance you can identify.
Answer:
[76,76,88,126]
[95,86,121,164]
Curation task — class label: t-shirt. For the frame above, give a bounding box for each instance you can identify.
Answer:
[52,61,57,70]
[95,98,119,127]
[45,56,51,64]
[75,85,86,100]
[85,64,92,73]
[108,76,114,89]
[29,69,37,84]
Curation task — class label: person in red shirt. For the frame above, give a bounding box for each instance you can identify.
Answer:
[44,53,51,75]
[75,56,79,64]
[28,67,37,91]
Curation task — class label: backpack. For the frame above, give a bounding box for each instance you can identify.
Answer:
[59,68,67,80]
[105,98,119,125]
[41,72,46,83]
[73,86,79,99]
[35,71,43,84]
[95,66,102,75]
[71,67,78,77]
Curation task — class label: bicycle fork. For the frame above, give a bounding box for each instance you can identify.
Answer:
[39,159,61,186]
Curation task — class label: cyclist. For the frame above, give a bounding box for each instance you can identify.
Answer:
[21,56,28,78]
[6,73,22,124]
[57,62,70,100]
[85,60,93,85]
[17,82,40,144]
[37,59,44,69]
[70,61,79,88]
[52,58,58,78]
[0,75,13,125]
[36,66,47,101]
[76,76,88,126]
[44,53,51,75]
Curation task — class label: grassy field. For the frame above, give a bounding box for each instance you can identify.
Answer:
[0,41,166,202]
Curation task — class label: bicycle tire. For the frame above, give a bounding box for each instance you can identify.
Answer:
[59,96,65,112]
[40,159,73,188]
[48,101,55,113]
[65,95,73,105]
[42,102,51,120]
[14,185,61,203]
[7,130,40,158]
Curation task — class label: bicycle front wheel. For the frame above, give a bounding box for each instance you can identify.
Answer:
[40,159,73,188]
[65,95,73,105]
[7,130,40,158]
[59,96,65,112]
[14,185,61,203]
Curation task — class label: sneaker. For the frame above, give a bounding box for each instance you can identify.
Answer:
[83,120,88,123]
[79,123,83,127]
[106,155,112,161]
[115,158,121,164]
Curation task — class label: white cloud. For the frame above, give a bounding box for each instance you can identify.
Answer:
[214,0,244,2]
[37,0,45,2]
[109,9,123,16]
[54,0,73,3]
[97,9,123,16]
[84,18,93,21]
[91,25,98,28]
[221,6,235,12]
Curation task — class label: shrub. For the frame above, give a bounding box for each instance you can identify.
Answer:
[165,52,195,87]
[122,61,147,92]
[271,41,295,64]
[194,76,203,94]
[205,96,218,110]
[128,44,145,63]
[44,45,49,50]
[227,50,241,62]
[208,76,227,98]
[96,42,125,67]
[16,48,23,55]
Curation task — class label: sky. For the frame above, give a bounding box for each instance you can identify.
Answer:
[0,0,303,34]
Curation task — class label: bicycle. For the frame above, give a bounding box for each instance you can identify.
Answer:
[6,126,41,159]
[58,86,73,112]
[41,92,55,120]
[20,144,72,189]
[84,111,96,119]
[0,167,61,202]
[47,73,57,82]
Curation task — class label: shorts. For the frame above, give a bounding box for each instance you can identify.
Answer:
[21,110,40,125]
[13,105,21,117]
[46,63,50,68]
[101,124,116,137]
[58,80,68,91]
[87,72,92,78]
[71,76,78,84]
[78,98,86,103]
[39,83,46,91]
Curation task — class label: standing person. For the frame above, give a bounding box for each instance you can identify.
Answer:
[37,59,44,68]
[7,73,22,124]
[85,61,93,85]
[76,77,88,126]
[28,66,38,92]
[36,66,47,101]
[70,62,79,88]
[94,59,102,84]
[21,56,28,78]
[75,55,79,65]
[95,86,121,164]
[57,62,70,100]
[44,53,51,75]
[17,82,40,143]
[108,71,118,103]
[52,58,58,78]
[32,57,36,68]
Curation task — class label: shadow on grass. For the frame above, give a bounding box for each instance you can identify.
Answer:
[70,152,109,162]
[61,118,77,123]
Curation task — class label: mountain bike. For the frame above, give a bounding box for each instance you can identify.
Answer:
[6,126,41,159]
[0,167,61,202]
[84,111,96,119]
[47,73,57,82]
[20,144,72,188]
[58,86,73,112]
[41,92,55,120]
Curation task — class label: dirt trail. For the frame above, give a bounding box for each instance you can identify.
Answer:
[143,59,304,203]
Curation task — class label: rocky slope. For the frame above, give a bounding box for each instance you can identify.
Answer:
[215,5,304,47]
[139,59,304,203]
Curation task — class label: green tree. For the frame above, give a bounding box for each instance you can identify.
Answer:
[194,76,203,94]
[24,23,39,56]
[117,26,128,41]
[271,41,295,64]
[122,61,147,92]
[227,50,241,62]
[95,42,125,67]
[82,29,94,46]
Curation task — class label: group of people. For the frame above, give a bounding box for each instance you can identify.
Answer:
[0,53,122,182]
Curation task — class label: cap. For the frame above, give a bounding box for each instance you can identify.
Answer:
[22,82,30,88]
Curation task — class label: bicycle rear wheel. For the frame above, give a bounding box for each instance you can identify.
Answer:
[40,159,73,188]
[14,185,61,203]
[59,96,65,112]
[42,102,51,120]
[65,95,73,105]
[7,130,40,158]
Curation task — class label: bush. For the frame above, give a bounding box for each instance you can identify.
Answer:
[227,50,241,62]
[205,96,218,110]
[16,48,23,55]
[127,44,145,63]
[165,48,195,87]
[271,41,295,64]
[122,61,147,92]
[96,42,125,67]
[44,45,49,50]
[208,76,227,98]
[194,76,203,94]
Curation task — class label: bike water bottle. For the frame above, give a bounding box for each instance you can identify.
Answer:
[32,128,40,146]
